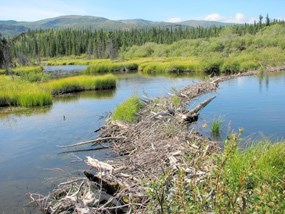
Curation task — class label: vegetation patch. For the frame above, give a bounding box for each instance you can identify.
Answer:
[7,66,47,82]
[85,60,138,74]
[0,74,116,107]
[111,94,143,123]
[0,76,52,107]
[44,74,116,95]
[147,132,285,213]
[211,118,223,137]
[139,59,200,74]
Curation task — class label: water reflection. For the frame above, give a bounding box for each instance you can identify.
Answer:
[43,65,88,78]
[54,90,116,103]
[0,106,52,124]
[193,71,285,142]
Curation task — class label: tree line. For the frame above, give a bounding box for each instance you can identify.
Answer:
[0,15,284,68]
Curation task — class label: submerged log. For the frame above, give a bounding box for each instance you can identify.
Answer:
[58,137,124,148]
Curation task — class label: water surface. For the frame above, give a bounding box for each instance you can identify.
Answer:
[0,73,199,213]
[190,72,285,142]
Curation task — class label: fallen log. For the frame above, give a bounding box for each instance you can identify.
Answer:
[188,96,216,115]
[57,137,124,148]
[86,156,114,173]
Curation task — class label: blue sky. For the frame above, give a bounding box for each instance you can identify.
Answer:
[0,0,284,23]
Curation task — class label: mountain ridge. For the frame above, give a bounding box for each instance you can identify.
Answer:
[0,15,234,37]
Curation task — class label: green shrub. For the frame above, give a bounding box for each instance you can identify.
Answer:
[146,131,285,213]
[239,61,260,72]
[222,60,240,74]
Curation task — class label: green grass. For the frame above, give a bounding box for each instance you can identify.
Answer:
[4,66,47,82]
[170,95,181,108]
[0,74,116,107]
[43,74,116,95]
[111,94,143,123]
[85,60,138,74]
[0,76,52,107]
[211,118,223,137]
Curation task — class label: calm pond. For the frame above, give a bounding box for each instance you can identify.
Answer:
[190,71,285,142]
[0,67,284,213]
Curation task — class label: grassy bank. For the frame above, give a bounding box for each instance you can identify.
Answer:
[0,76,52,107]
[146,132,285,213]
[42,55,98,65]
[85,60,138,74]
[0,66,48,82]
[44,74,116,95]
[0,74,116,107]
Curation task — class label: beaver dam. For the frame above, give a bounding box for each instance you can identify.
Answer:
[27,69,285,213]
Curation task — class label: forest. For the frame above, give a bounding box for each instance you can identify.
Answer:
[0,15,283,69]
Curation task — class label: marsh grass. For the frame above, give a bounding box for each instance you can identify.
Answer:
[43,56,100,66]
[85,61,138,74]
[44,74,116,95]
[111,94,143,123]
[0,74,116,107]
[211,118,223,137]
[5,66,47,82]
[0,76,52,107]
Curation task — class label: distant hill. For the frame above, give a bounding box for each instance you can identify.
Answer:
[179,20,231,28]
[0,15,233,37]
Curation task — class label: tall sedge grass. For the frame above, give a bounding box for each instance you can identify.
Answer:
[0,74,116,107]
[42,55,107,66]
[111,94,143,123]
[10,66,43,75]
[43,74,116,95]
[85,61,138,74]
[0,76,52,107]
[4,66,46,82]
[211,118,223,137]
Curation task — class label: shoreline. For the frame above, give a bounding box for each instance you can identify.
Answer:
[27,69,284,213]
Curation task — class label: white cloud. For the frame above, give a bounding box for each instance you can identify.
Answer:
[166,17,182,23]
[204,12,255,24]
[204,13,223,21]
[235,13,245,22]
